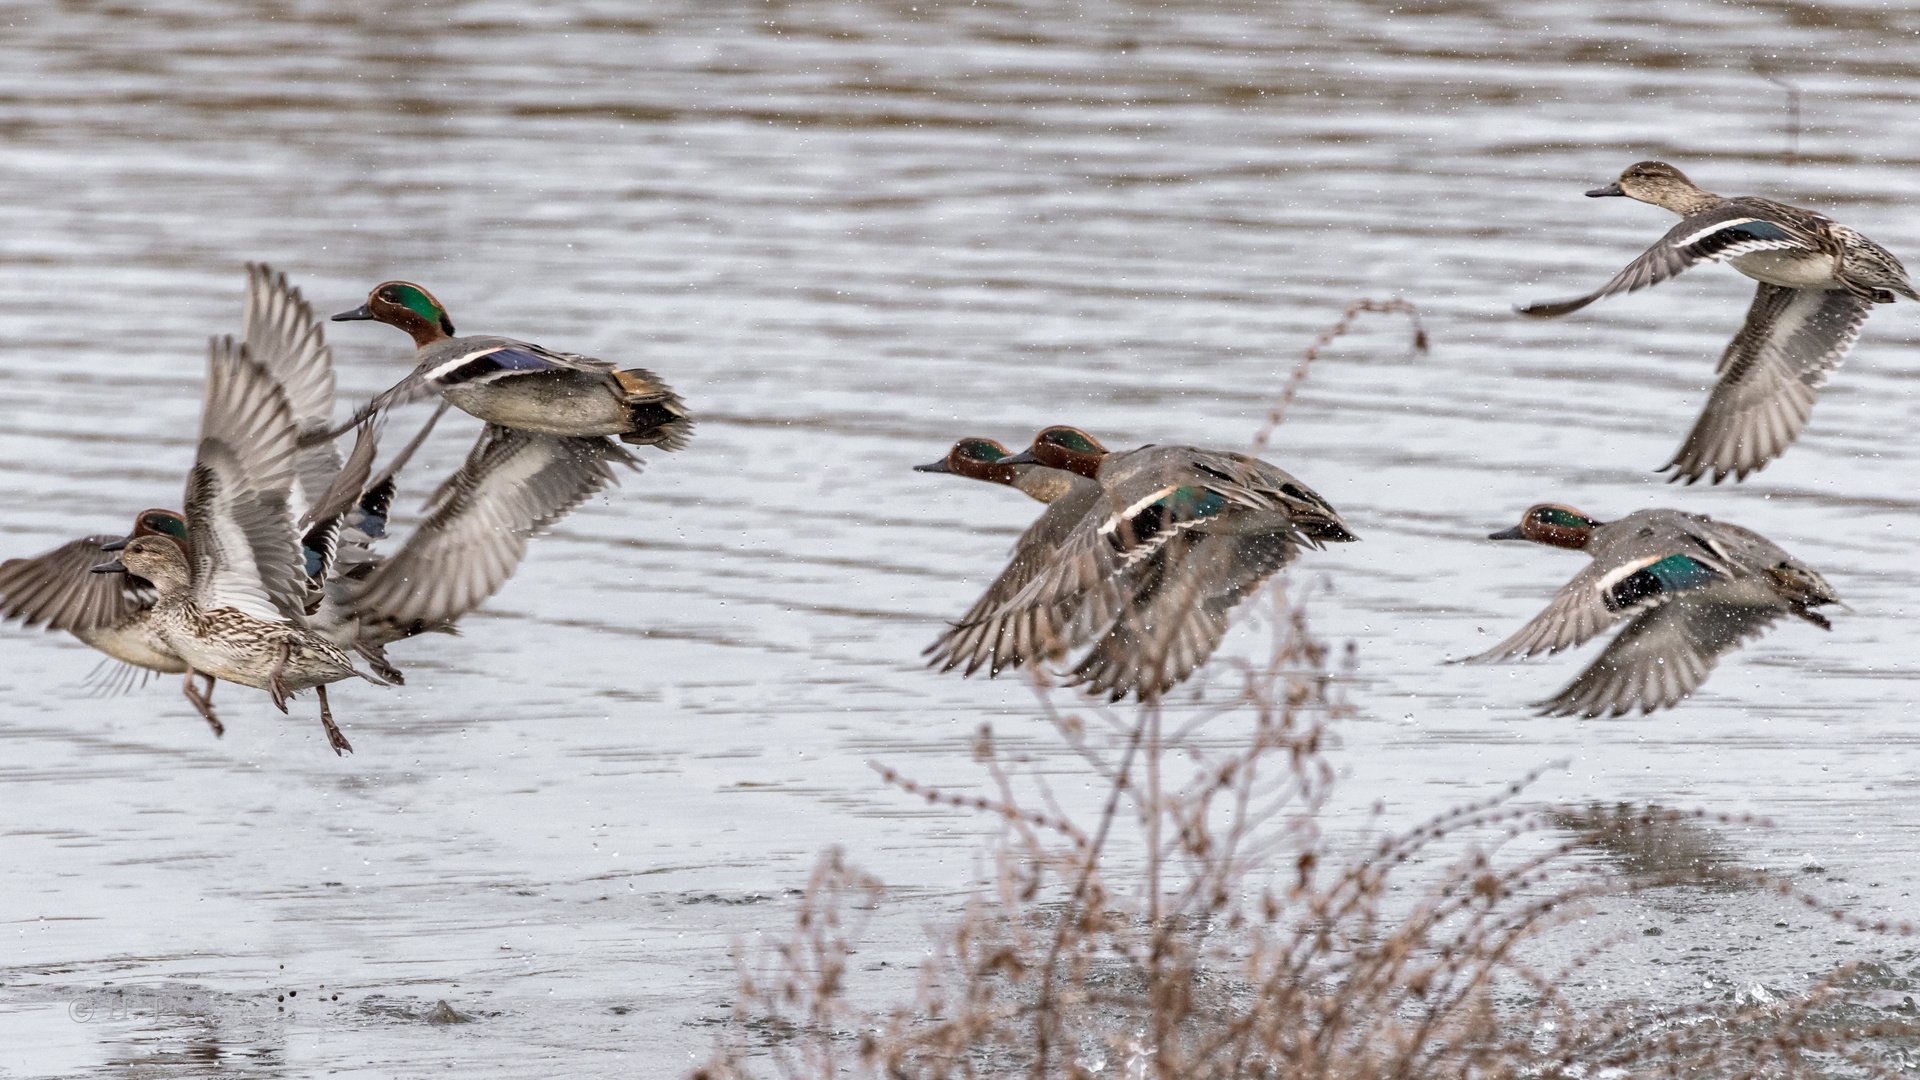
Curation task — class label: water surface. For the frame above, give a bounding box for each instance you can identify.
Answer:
[2,0,1919,1073]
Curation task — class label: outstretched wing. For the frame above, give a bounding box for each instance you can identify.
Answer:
[1518,207,1822,318]
[349,426,636,634]
[0,535,151,634]
[1468,536,1732,663]
[1537,589,1786,717]
[184,337,307,624]
[1661,285,1871,484]
[924,479,1104,678]
[244,262,343,505]
[1068,531,1296,702]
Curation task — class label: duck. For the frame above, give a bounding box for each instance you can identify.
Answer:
[1467,503,1839,718]
[1519,161,1917,485]
[326,280,691,450]
[0,510,222,718]
[249,267,638,676]
[93,337,389,754]
[0,263,365,733]
[928,427,1357,701]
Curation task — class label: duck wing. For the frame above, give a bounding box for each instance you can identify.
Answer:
[348,425,636,635]
[1537,586,1786,717]
[1468,518,1737,663]
[1660,284,1871,484]
[244,263,343,506]
[0,535,153,634]
[1068,531,1296,701]
[184,337,308,624]
[1518,205,1823,318]
[923,479,1104,678]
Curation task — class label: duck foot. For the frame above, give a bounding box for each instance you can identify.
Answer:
[182,669,224,737]
[316,684,352,756]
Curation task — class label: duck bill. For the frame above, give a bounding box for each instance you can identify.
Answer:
[913,459,952,474]
[999,449,1041,466]
[100,537,129,552]
[1585,182,1625,197]
[330,303,376,322]
[91,558,128,574]
[1487,525,1527,540]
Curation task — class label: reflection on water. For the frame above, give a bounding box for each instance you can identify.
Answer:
[2,0,1918,1072]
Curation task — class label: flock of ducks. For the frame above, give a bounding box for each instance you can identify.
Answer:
[0,161,1910,750]
[0,267,687,753]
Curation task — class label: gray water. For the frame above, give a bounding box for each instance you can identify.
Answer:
[3,0,1919,1074]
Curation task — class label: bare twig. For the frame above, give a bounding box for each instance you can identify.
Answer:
[1248,298,1428,455]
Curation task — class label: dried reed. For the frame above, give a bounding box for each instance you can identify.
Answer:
[697,299,1915,1079]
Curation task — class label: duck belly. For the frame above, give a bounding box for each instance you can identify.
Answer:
[157,610,355,693]
[75,613,189,673]
[1731,249,1838,289]
[444,374,629,436]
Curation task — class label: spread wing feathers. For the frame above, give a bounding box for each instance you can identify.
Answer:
[185,338,308,625]
[349,426,636,633]
[0,535,150,634]
[1537,591,1785,717]
[1467,542,1733,663]
[83,657,160,697]
[1661,285,1873,484]
[923,481,1105,677]
[1518,208,1821,319]
[244,262,343,504]
[1068,532,1297,702]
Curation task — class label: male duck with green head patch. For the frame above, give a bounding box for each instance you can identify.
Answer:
[329,280,692,450]
[1468,503,1839,718]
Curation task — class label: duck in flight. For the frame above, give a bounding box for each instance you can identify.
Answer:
[924,427,1357,702]
[326,280,691,451]
[92,339,390,755]
[1519,161,1916,484]
[1467,503,1839,717]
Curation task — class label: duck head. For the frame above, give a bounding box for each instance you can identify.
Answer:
[92,534,193,595]
[99,508,188,561]
[915,438,1019,484]
[1489,504,1603,550]
[1000,426,1110,480]
[332,281,457,347]
[1586,161,1716,215]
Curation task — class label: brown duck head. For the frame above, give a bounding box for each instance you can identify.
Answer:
[1587,161,1718,215]
[1000,426,1109,480]
[1490,504,1603,550]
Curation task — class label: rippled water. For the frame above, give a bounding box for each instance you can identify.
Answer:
[3,0,1919,1073]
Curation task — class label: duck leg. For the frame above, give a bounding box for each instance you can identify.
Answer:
[267,640,292,714]
[315,684,353,756]
[181,668,224,737]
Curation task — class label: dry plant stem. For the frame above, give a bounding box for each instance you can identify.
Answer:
[1248,297,1428,455]
[708,581,1920,1080]
[1028,711,1146,1080]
